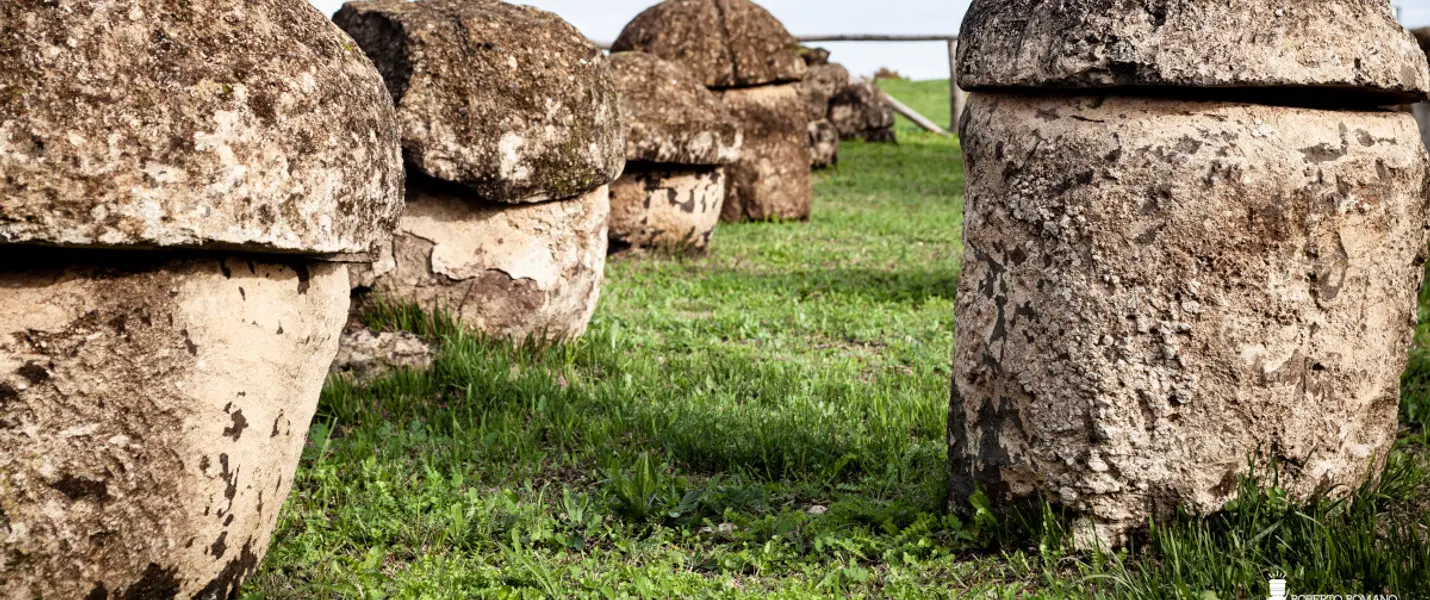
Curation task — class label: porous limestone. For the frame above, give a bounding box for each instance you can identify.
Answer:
[609,167,726,253]
[335,0,625,204]
[611,0,806,89]
[613,0,811,223]
[608,52,741,252]
[957,0,1430,104]
[0,250,349,599]
[329,328,435,383]
[610,52,742,167]
[949,93,1430,546]
[808,120,840,169]
[353,182,610,341]
[829,79,896,143]
[799,62,852,123]
[0,0,403,256]
[718,85,812,222]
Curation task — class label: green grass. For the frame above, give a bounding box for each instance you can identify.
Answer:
[878,78,959,135]
[243,89,1429,598]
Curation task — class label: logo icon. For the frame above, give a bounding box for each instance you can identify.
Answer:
[1268,571,1288,600]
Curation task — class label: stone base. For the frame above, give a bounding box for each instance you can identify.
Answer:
[830,80,896,143]
[718,84,813,222]
[950,93,1429,547]
[0,248,348,598]
[809,120,840,169]
[329,329,435,383]
[353,183,609,341]
[609,164,725,253]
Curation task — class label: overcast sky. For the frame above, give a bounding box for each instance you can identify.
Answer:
[309,0,1430,80]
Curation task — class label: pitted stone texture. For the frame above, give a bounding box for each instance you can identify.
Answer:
[800,46,831,67]
[950,93,1429,547]
[957,0,1430,103]
[335,0,624,204]
[353,183,609,341]
[718,85,812,222]
[609,52,742,166]
[330,328,434,383]
[0,250,348,599]
[612,0,806,90]
[799,63,851,123]
[609,165,725,253]
[809,120,839,169]
[0,0,403,255]
[829,80,896,143]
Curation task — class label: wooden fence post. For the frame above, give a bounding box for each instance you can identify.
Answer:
[948,39,965,133]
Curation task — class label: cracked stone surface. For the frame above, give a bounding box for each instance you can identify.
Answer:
[0,0,403,256]
[717,84,812,222]
[609,165,725,253]
[808,120,839,169]
[335,0,625,204]
[829,79,896,143]
[798,62,850,123]
[949,93,1429,547]
[330,328,434,383]
[612,0,806,90]
[352,181,609,341]
[609,51,742,166]
[957,0,1430,104]
[0,248,349,599]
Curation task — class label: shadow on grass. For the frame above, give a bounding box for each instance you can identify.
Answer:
[321,305,949,490]
[701,266,959,307]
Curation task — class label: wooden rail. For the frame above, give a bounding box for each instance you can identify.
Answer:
[881,90,950,137]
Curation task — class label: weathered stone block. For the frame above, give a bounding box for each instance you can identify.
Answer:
[335,0,625,204]
[353,182,609,341]
[830,80,896,143]
[809,120,839,169]
[799,63,851,123]
[330,329,435,383]
[609,166,725,253]
[612,0,806,90]
[950,93,1429,546]
[0,0,403,256]
[718,84,813,222]
[610,52,743,167]
[957,0,1430,104]
[608,52,739,253]
[0,250,349,598]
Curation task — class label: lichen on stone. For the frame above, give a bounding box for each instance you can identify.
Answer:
[0,0,404,256]
[335,0,626,204]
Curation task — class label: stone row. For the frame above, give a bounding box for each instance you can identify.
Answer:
[614,0,814,224]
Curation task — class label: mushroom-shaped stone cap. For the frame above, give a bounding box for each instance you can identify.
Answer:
[0,0,404,256]
[612,0,806,90]
[335,0,625,204]
[610,52,742,166]
[957,0,1430,104]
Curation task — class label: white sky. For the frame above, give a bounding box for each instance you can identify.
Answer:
[309,0,1430,81]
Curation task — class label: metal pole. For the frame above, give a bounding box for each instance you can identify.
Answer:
[949,39,966,132]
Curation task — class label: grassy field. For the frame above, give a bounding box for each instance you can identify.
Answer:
[244,81,1430,599]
